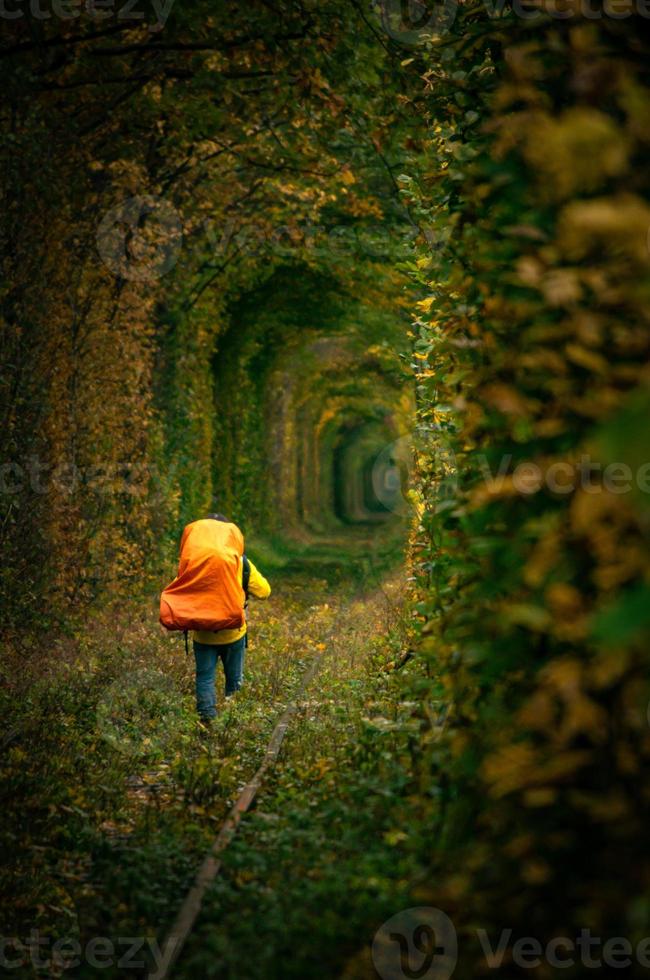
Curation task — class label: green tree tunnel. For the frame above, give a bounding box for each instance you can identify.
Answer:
[1,2,649,977]
[206,265,412,548]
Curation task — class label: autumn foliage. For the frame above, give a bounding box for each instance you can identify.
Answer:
[403,4,650,967]
[1,1,649,976]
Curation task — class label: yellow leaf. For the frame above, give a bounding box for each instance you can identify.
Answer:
[415,296,435,313]
[565,343,608,374]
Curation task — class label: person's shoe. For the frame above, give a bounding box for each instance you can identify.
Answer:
[197,718,213,737]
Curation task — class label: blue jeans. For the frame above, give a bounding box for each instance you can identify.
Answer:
[193,637,245,720]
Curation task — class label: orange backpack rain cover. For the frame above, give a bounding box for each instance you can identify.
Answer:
[159,519,245,633]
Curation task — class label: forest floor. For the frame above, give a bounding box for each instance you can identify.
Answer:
[1,530,421,979]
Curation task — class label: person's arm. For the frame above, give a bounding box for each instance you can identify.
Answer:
[247,559,271,599]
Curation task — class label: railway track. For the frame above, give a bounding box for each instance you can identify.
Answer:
[151,652,325,979]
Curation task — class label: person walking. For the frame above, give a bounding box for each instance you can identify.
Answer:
[193,518,270,724]
[159,513,271,727]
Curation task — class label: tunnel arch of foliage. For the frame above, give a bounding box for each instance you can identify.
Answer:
[1,0,649,972]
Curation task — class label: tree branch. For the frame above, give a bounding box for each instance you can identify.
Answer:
[0,22,133,59]
[89,28,313,57]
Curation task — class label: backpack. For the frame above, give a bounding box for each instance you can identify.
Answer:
[160,519,246,636]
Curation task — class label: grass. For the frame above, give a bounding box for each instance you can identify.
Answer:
[178,569,416,979]
[0,539,415,978]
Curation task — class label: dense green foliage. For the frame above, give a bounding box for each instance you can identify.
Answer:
[1,1,649,977]
[399,5,650,967]
[0,0,413,633]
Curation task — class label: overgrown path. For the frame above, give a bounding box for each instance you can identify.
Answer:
[153,647,326,979]
[0,539,410,979]
[151,549,406,978]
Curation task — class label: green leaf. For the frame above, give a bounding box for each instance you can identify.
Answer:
[590,583,650,646]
